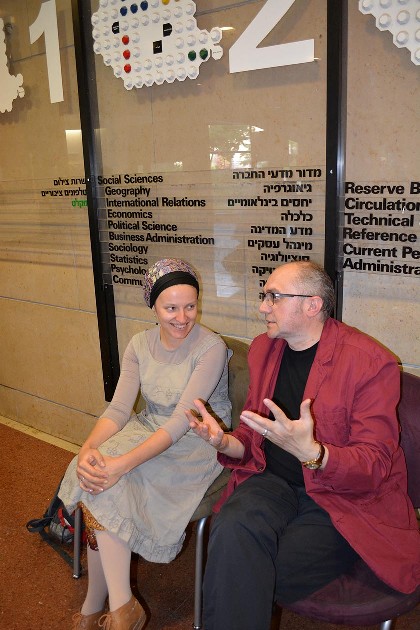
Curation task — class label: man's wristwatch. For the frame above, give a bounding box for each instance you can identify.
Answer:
[301,442,325,470]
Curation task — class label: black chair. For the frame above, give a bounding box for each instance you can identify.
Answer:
[190,336,249,629]
[73,335,250,630]
[278,371,420,629]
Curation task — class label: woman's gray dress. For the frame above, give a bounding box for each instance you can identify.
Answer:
[58,324,231,563]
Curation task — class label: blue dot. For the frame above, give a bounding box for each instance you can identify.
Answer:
[120,6,128,16]
[131,4,138,13]
[140,1,148,11]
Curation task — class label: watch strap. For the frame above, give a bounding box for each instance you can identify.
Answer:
[301,442,325,469]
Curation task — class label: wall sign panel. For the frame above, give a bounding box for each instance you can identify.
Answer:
[343,179,420,276]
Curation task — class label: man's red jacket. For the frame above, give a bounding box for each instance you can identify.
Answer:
[216,317,420,594]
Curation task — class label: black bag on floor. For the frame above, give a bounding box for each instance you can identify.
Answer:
[26,479,80,545]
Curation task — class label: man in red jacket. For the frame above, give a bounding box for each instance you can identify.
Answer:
[188,260,420,630]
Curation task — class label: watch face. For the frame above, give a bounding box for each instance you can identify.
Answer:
[304,462,321,470]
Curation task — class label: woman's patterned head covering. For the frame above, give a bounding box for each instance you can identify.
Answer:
[143,258,199,308]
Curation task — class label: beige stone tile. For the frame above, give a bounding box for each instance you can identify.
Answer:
[0,254,81,308]
[14,390,98,446]
[116,317,150,359]
[0,299,106,415]
[0,179,94,309]
[0,385,98,446]
[343,273,419,366]
[74,258,97,312]
[0,384,18,420]
[115,292,149,322]
[0,48,82,179]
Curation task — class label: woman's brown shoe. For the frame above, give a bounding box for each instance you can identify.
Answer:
[98,596,146,630]
[71,609,105,629]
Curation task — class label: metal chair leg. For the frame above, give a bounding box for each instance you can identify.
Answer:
[72,505,213,625]
[72,505,82,578]
[192,516,209,630]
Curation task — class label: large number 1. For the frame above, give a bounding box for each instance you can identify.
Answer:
[29,0,63,103]
[229,0,314,73]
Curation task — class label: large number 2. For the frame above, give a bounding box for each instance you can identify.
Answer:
[229,0,314,73]
[29,0,63,103]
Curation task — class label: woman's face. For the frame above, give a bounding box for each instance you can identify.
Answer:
[153,284,198,349]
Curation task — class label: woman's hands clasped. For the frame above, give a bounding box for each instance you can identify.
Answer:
[77,448,126,495]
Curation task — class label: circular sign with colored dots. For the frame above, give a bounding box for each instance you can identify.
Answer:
[91,0,223,89]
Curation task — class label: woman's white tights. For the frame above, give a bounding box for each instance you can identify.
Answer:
[81,530,132,615]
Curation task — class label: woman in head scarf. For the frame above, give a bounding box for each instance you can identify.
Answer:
[60,258,231,630]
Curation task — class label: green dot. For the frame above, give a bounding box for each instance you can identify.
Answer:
[199,49,208,60]
[188,50,196,61]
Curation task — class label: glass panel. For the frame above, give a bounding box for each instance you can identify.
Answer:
[0,0,105,431]
[343,2,420,369]
[89,0,328,343]
[0,0,89,310]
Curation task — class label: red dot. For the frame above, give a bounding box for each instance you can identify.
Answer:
[124,64,132,73]
[123,49,131,59]
[122,35,129,45]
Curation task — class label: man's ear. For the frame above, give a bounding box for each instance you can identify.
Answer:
[306,296,323,317]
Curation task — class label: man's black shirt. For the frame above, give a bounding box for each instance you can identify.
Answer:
[264,342,318,485]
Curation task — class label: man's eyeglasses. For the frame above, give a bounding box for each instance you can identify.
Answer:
[261,292,313,306]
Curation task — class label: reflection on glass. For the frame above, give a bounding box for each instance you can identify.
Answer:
[209,124,265,170]
[65,130,82,152]
[288,140,298,166]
